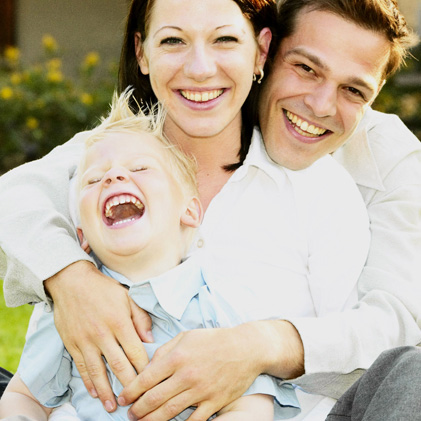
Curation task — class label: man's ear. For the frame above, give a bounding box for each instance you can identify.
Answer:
[135,32,150,75]
[180,197,203,228]
[255,27,272,73]
[77,227,91,254]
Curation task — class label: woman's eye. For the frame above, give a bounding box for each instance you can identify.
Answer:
[160,37,183,46]
[216,36,238,43]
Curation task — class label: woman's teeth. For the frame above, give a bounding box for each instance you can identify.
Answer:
[181,89,224,102]
[286,111,327,137]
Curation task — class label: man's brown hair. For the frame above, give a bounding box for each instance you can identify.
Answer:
[277,0,418,79]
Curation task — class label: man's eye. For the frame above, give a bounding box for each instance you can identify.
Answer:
[347,87,364,98]
[160,37,183,46]
[298,64,315,74]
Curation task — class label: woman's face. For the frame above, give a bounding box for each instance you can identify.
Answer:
[136,0,270,142]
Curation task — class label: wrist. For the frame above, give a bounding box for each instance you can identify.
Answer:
[238,320,304,380]
[44,260,96,302]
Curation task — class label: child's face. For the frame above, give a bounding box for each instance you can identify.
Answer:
[78,132,193,263]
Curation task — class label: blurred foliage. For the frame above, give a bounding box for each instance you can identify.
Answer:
[373,43,421,140]
[0,35,117,174]
[0,36,419,175]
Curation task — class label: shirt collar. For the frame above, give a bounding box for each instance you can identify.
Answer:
[333,108,385,191]
[230,128,283,182]
[103,257,205,320]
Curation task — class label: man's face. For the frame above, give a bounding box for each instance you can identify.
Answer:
[259,9,390,170]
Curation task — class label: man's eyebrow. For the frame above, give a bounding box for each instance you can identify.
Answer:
[284,47,377,96]
[284,47,328,70]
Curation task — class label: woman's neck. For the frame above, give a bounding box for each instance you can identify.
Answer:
[164,121,242,212]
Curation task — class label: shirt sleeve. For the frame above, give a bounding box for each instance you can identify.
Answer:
[289,131,421,397]
[0,131,94,308]
[18,303,72,408]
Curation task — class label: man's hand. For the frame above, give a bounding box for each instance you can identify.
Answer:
[45,261,154,412]
[119,320,304,421]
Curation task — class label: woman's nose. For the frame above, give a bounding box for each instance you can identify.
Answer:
[184,44,217,82]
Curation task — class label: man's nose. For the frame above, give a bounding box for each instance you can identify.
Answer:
[304,82,338,118]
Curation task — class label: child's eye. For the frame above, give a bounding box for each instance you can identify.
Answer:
[88,177,102,184]
[131,166,147,172]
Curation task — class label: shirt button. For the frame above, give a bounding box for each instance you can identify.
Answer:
[197,238,204,248]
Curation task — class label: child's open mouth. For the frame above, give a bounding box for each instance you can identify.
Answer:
[103,194,145,227]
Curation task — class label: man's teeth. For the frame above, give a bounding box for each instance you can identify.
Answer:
[105,194,144,218]
[286,111,327,136]
[181,89,224,102]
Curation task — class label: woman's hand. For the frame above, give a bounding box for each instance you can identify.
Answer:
[45,261,154,412]
[119,320,304,421]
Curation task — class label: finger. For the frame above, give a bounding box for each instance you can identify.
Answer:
[129,388,193,421]
[130,299,154,343]
[81,349,117,413]
[118,339,183,405]
[111,318,150,379]
[186,402,216,421]
[70,347,98,398]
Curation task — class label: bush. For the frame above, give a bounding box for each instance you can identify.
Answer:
[0,35,117,174]
[373,44,421,140]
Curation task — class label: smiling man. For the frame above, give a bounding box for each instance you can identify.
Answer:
[254,0,421,419]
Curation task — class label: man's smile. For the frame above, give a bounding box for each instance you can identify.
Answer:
[284,110,329,138]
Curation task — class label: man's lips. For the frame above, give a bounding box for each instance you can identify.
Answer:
[285,110,330,138]
[180,89,224,103]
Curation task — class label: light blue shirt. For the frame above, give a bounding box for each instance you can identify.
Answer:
[18,256,300,420]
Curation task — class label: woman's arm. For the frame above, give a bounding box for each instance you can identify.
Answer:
[0,133,153,411]
[0,374,52,421]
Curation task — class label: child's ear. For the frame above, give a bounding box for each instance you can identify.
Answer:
[77,227,91,254]
[180,197,203,228]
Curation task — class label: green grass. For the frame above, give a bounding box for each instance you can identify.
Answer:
[0,280,34,373]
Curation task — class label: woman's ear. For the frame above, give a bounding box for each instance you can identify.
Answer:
[135,32,150,75]
[255,27,272,73]
[77,227,91,255]
[180,197,203,228]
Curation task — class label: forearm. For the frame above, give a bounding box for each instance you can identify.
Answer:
[0,132,91,306]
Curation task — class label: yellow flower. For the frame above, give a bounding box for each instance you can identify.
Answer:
[47,70,64,83]
[26,117,39,130]
[4,46,20,63]
[47,58,62,71]
[10,73,22,85]
[0,87,13,100]
[80,92,94,105]
[42,34,58,53]
[83,52,100,68]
